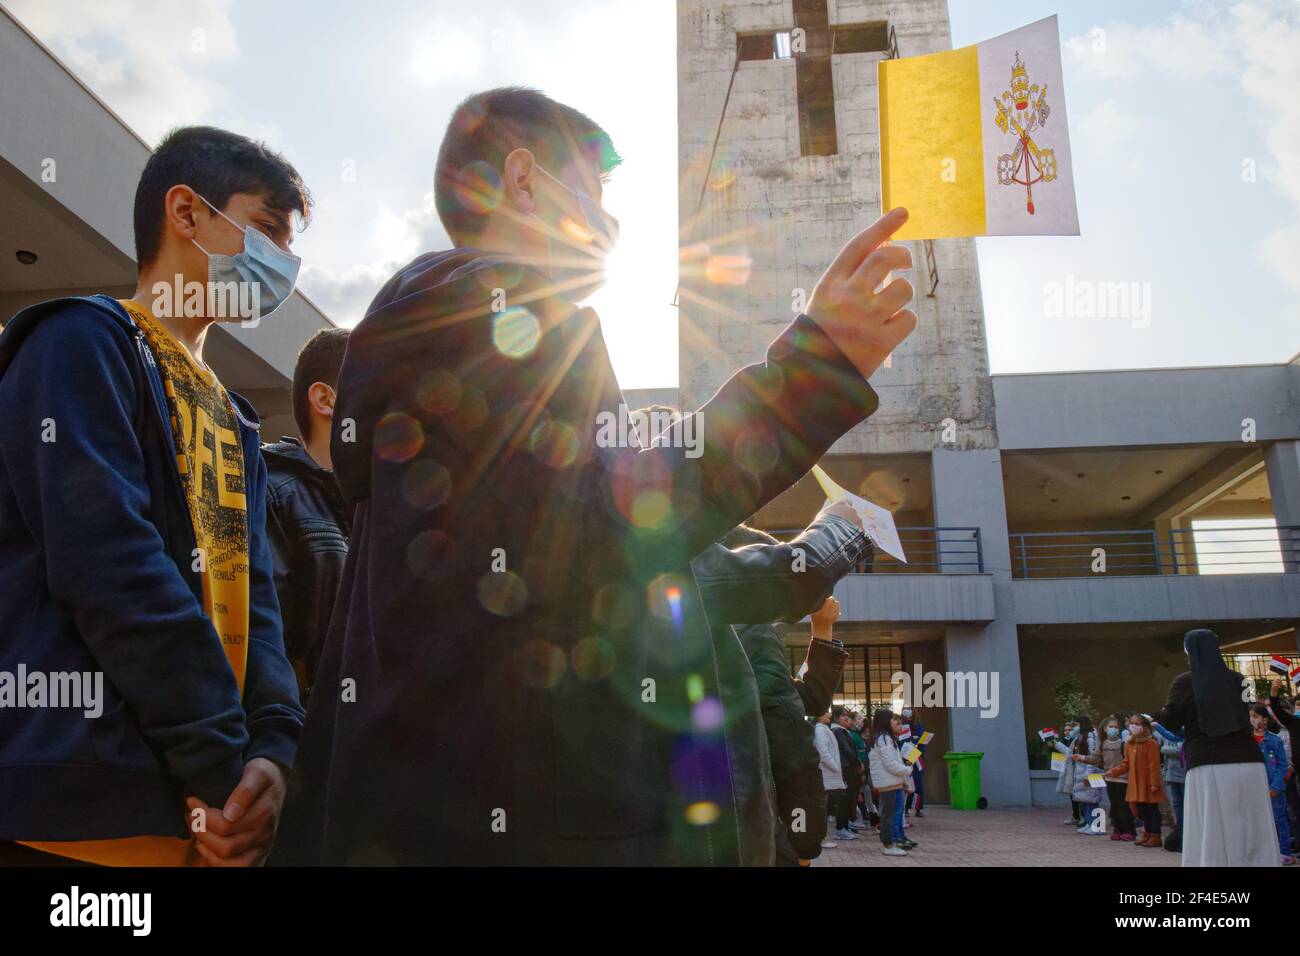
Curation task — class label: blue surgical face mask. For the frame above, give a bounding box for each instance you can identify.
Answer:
[901,709,913,718]
[531,164,619,292]
[1106,727,1119,739]
[192,193,301,320]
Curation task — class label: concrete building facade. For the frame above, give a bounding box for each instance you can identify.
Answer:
[671,0,1300,806]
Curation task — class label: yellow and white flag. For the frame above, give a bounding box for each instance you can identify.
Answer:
[879,15,1078,240]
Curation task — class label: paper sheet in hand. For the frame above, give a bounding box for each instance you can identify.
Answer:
[901,741,920,765]
[878,15,1078,240]
[811,465,907,563]
[1086,773,1107,789]
[1050,752,1066,773]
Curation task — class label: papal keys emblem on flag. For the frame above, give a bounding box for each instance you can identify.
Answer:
[993,51,1058,215]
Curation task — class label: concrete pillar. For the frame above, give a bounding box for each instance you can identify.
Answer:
[1265,440,1300,573]
[932,448,1032,806]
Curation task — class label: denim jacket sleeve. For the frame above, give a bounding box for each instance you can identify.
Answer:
[693,513,869,627]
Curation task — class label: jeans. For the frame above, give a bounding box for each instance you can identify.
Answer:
[1166,781,1184,828]
[892,787,907,842]
[877,789,901,847]
[1272,790,1292,857]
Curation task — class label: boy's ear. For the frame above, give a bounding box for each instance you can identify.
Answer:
[307,382,336,419]
[163,185,203,242]
[502,148,538,214]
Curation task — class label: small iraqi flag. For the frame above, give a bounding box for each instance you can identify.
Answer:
[1269,655,1293,676]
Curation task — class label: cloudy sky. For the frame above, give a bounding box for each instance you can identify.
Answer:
[8,0,1297,387]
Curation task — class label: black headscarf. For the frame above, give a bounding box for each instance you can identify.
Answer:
[1184,628,1249,737]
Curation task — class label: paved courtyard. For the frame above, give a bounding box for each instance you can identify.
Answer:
[813,806,1183,867]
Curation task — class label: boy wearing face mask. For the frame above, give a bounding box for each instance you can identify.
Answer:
[0,127,308,866]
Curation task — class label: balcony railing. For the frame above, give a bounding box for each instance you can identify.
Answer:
[767,526,983,574]
[1009,525,1299,579]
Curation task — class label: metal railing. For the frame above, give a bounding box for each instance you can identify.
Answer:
[767,526,983,574]
[1009,524,1299,579]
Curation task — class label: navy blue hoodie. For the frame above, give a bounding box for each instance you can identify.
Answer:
[274,251,879,865]
[0,295,304,841]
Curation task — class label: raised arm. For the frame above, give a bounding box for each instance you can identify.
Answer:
[693,504,868,627]
[597,209,916,570]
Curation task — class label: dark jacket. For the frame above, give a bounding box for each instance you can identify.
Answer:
[0,295,303,841]
[693,513,867,864]
[274,250,879,866]
[1159,670,1263,772]
[691,515,863,868]
[795,639,850,718]
[831,723,863,786]
[262,437,351,698]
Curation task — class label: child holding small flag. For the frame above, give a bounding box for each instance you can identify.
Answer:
[1249,704,1294,865]
[1265,683,1300,851]
[1067,717,1102,834]
[869,709,914,857]
[903,706,927,818]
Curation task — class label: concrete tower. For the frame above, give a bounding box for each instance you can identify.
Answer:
[676,0,1032,805]
[676,0,995,454]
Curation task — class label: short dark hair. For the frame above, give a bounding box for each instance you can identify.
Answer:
[1251,703,1280,733]
[434,87,622,242]
[292,328,350,438]
[134,125,312,269]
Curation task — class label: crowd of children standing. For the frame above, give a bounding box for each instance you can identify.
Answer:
[1048,682,1298,865]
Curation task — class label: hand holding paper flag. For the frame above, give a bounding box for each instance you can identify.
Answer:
[878,15,1078,240]
[811,465,907,563]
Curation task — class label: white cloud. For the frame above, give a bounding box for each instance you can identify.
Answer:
[1076,98,1146,175]
[1066,14,1234,81]
[1068,0,1300,294]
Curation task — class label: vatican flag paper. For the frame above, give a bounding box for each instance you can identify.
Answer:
[810,465,907,564]
[878,15,1079,240]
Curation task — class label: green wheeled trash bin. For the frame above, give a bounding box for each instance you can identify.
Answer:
[944,752,984,809]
